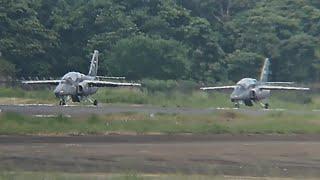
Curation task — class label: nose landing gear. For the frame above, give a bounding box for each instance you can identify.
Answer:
[234,103,240,108]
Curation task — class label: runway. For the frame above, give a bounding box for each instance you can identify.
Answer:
[0,134,320,177]
[0,103,311,117]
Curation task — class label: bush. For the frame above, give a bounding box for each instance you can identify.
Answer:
[0,87,25,97]
[142,79,197,93]
[273,92,312,104]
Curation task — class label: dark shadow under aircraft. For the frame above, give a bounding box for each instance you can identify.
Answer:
[200,58,309,109]
[22,50,141,106]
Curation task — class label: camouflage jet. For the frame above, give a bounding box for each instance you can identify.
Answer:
[22,50,141,106]
[200,58,309,109]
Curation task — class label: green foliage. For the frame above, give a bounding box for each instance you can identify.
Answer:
[225,51,264,81]
[273,34,320,82]
[0,87,54,100]
[271,91,312,104]
[0,0,58,76]
[226,0,320,82]
[141,79,197,93]
[87,114,101,124]
[0,58,15,77]
[105,35,190,80]
[0,87,25,97]
[0,0,320,82]
[95,88,149,104]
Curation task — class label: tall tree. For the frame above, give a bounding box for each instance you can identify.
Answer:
[0,0,59,76]
[105,35,190,80]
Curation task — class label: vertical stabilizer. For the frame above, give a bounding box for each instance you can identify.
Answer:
[88,50,99,77]
[260,58,270,82]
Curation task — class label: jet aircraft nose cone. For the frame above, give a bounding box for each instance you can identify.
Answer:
[54,90,64,98]
[230,94,237,98]
[230,93,239,102]
[230,94,238,99]
[54,84,64,98]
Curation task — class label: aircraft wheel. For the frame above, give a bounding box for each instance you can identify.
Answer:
[93,100,98,106]
[264,103,269,109]
[59,99,66,106]
[234,103,240,108]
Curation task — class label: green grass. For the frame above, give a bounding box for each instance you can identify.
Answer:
[1,111,320,135]
[2,86,317,110]
[0,87,53,99]
[0,87,55,104]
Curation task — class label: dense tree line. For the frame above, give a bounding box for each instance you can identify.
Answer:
[0,0,319,83]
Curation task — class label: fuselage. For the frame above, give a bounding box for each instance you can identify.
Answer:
[54,72,98,99]
[230,78,270,106]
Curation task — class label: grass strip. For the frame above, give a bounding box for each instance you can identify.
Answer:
[0,111,320,135]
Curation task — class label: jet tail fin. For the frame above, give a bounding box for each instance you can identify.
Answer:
[260,58,270,82]
[88,50,99,77]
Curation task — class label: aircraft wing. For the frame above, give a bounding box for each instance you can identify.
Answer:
[259,85,310,91]
[265,82,294,85]
[200,86,236,90]
[22,80,61,85]
[84,80,141,87]
[96,76,126,80]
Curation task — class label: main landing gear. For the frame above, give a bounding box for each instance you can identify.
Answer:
[86,97,98,106]
[264,103,269,109]
[59,99,66,106]
[58,96,98,106]
[234,101,269,109]
[93,100,98,106]
[260,102,269,109]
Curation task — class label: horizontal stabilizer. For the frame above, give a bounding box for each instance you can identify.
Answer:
[265,82,294,85]
[84,80,141,87]
[22,80,61,85]
[96,76,126,80]
[200,86,236,90]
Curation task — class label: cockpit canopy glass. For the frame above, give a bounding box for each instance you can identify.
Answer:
[61,72,84,83]
[236,78,257,88]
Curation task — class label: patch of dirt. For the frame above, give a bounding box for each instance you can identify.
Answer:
[0,135,319,178]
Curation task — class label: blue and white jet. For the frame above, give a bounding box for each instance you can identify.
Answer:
[23,50,141,106]
[201,58,310,109]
